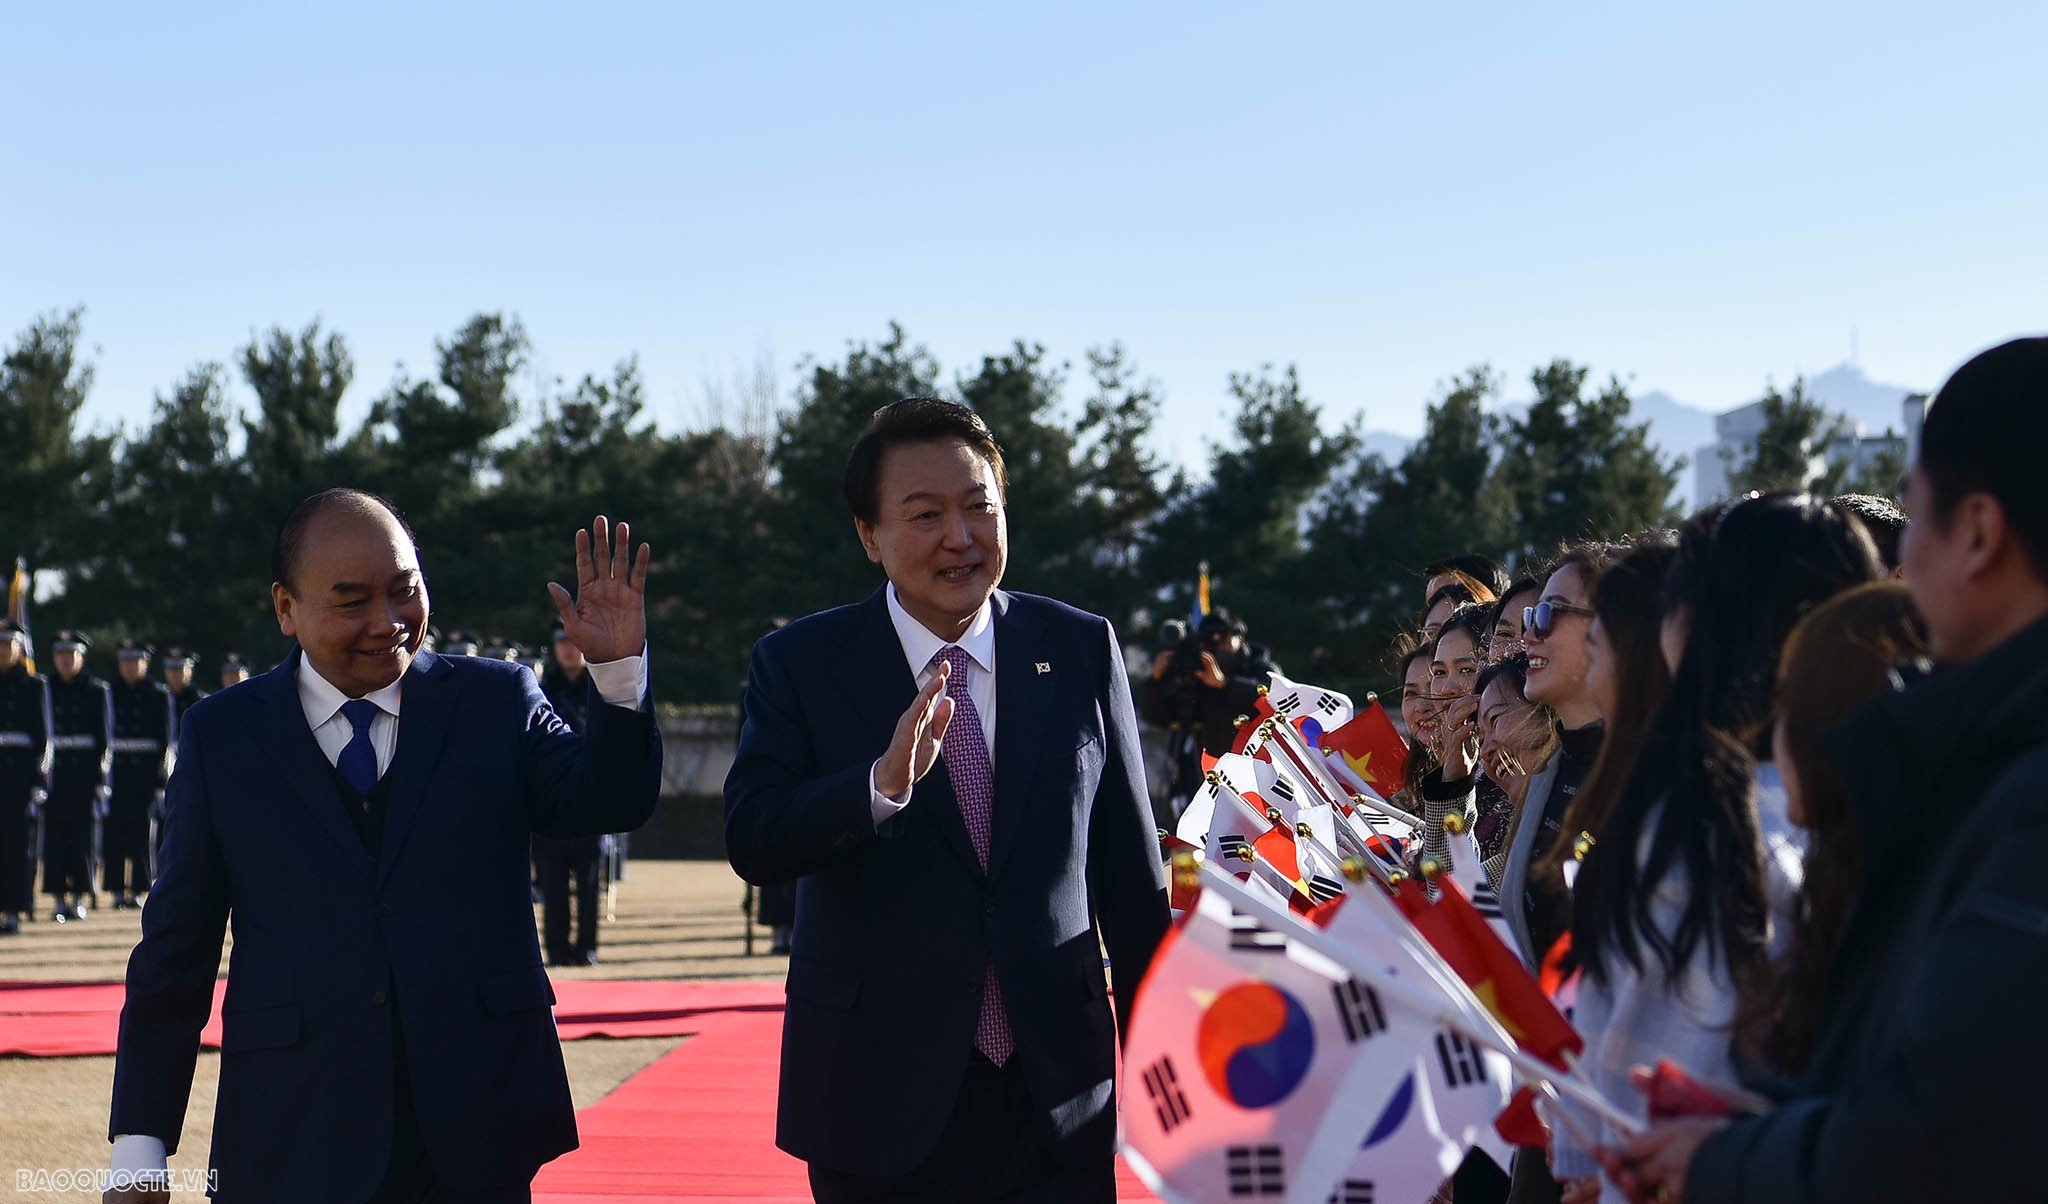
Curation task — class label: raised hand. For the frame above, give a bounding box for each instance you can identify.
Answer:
[547,515,651,664]
[874,662,956,799]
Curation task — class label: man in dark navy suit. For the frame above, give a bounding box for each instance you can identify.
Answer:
[725,398,1169,1203]
[106,489,661,1204]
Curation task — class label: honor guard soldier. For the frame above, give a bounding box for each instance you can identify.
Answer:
[0,621,53,935]
[218,652,250,690]
[107,638,175,907]
[45,630,111,922]
[441,629,480,657]
[162,646,208,729]
[536,621,604,964]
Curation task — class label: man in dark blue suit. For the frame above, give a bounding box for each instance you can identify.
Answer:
[105,489,661,1204]
[725,398,1169,1203]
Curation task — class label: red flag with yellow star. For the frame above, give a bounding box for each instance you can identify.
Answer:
[1393,876,1581,1070]
[1318,699,1409,796]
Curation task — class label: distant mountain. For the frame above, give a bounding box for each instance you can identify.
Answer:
[1801,363,1920,436]
[1337,364,1919,515]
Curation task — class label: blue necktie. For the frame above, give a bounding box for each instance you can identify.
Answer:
[337,699,380,796]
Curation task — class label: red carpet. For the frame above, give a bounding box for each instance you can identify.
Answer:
[534,1003,1161,1202]
[6,977,1159,1200]
[0,978,784,1057]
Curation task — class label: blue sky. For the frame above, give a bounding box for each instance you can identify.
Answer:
[6,2,2044,469]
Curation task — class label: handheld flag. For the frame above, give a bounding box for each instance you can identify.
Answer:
[1319,699,1410,796]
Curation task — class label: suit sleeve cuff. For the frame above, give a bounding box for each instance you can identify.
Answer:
[586,646,649,712]
[110,1134,168,1177]
[868,759,909,828]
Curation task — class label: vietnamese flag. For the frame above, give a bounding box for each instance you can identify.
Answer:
[1394,876,1582,1069]
[1319,698,1410,796]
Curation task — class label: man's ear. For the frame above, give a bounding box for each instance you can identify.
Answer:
[1956,493,2011,584]
[272,582,298,637]
[854,518,882,565]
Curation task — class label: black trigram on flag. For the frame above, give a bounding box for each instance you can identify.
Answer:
[1225,1144,1285,1197]
[1331,978,1389,1041]
[1315,692,1343,716]
[1141,1056,1192,1133]
[1307,874,1346,903]
[1327,1180,1375,1204]
[1272,693,1303,716]
[1436,1031,1490,1086]
[1228,910,1288,954]
[1270,774,1297,803]
[1471,883,1506,921]
[1219,834,1254,863]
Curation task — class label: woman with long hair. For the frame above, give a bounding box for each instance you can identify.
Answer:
[1496,541,1623,970]
[1731,581,1929,1078]
[1550,495,1882,1202]
[1540,533,1678,884]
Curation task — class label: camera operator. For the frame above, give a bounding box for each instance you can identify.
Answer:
[1140,608,1276,813]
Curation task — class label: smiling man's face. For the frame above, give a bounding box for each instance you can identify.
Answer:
[854,437,1009,640]
[273,505,429,697]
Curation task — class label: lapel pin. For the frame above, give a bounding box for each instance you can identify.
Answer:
[1035,662,1052,675]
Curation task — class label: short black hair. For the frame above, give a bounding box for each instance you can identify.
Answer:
[843,397,1008,525]
[1425,554,1510,597]
[1831,493,1907,570]
[271,488,417,593]
[1920,337,2048,582]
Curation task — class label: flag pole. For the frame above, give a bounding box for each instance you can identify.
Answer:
[1198,861,1643,1136]
[1256,705,1418,836]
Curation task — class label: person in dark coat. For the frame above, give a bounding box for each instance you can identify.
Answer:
[162,648,208,728]
[106,638,176,907]
[217,653,250,690]
[534,621,605,966]
[725,398,1167,1203]
[45,629,111,922]
[0,620,53,934]
[1608,336,2048,1204]
[1138,608,1276,813]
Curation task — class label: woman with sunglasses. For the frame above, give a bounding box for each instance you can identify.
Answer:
[1495,542,1623,971]
[1548,495,1882,1204]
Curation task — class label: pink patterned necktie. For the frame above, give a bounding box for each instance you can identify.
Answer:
[934,645,1013,1066]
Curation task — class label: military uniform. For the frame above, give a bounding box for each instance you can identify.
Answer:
[0,621,53,932]
[218,652,250,690]
[106,639,175,904]
[162,647,209,730]
[536,649,603,965]
[45,631,112,920]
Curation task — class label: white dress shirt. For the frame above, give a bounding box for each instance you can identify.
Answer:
[110,643,649,1179]
[867,584,996,826]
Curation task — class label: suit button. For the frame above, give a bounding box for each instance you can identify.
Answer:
[371,990,387,1005]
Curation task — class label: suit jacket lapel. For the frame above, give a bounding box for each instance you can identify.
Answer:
[378,650,458,886]
[831,588,981,876]
[250,650,361,862]
[990,591,1051,877]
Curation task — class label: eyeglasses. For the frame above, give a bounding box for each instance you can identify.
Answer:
[1523,600,1595,639]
